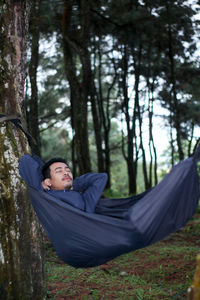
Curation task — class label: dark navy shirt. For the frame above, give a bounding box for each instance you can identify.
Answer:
[19,154,108,213]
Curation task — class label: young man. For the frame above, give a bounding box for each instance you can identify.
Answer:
[19,154,108,213]
[41,158,74,191]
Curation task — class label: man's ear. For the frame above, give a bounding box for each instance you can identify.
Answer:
[44,178,51,186]
[42,178,52,190]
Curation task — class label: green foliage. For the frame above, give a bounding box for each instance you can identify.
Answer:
[29,0,200,191]
[105,158,129,198]
[38,44,70,123]
[40,127,72,162]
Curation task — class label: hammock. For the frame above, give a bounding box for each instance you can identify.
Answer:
[1,114,199,268]
[27,155,200,268]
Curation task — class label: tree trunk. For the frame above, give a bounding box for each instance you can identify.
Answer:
[121,45,138,194]
[188,123,194,157]
[28,0,41,155]
[170,124,175,166]
[90,93,105,173]
[187,254,200,299]
[133,45,150,190]
[97,48,118,188]
[167,19,184,161]
[62,0,91,174]
[146,41,158,187]
[0,1,45,299]
[91,45,105,173]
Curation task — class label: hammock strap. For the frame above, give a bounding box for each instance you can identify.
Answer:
[193,141,200,162]
[0,113,36,150]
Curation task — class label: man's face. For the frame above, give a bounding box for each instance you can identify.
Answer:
[47,162,73,190]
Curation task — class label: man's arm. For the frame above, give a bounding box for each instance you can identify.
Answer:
[73,173,108,212]
[19,154,44,190]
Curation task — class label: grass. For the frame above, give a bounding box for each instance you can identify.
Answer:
[45,213,200,299]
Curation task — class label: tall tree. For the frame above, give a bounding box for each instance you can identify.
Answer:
[0,1,44,298]
[120,44,139,195]
[62,0,92,175]
[157,0,198,161]
[28,0,41,155]
[92,38,119,187]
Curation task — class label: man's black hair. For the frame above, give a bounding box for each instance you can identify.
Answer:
[42,158,69,179]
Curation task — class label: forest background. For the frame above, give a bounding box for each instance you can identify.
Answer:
[1,0,200,299]
[26,0,200,196]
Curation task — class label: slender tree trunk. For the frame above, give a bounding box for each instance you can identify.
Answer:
[97,48,118,188]
[71,131,77,177]
[0,1,45,299]
[148,98,158,186]
[121,45,138,194]
[62,0,91,174]
[28,0,41,155]
[167,20,184,161]
[146,41,158,187]
[133,44,150,190]
[90,92,105,172]
[188,123,194,157]
[103,57,118,188]
[170,123,175,166]
[79,0,105,175]
[91,44,105,173]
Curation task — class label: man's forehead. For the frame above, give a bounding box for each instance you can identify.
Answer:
[50,162,69,170]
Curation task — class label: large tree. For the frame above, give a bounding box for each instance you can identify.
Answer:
[0,1,44,298]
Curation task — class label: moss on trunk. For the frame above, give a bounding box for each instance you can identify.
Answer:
[0,1,45,299]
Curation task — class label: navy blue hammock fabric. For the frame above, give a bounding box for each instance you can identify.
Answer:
[20,154,200,268]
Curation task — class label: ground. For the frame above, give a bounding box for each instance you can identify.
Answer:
[45,213,200,299]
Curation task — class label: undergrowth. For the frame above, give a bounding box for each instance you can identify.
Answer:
[45,213,200,299]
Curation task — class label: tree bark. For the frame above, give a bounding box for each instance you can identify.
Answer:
[90,91,105,173]
[146,41,158,187]
[0,1,45,299]
[62,0,91,174]
[121,45,138,194]
[91,44,105,173]
[133,44,150,190]
[97,47,118,188]
[167,16,184,161]
[28,0,41,155]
